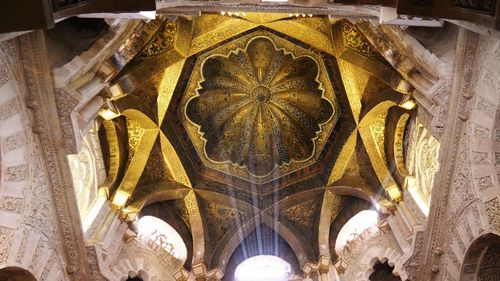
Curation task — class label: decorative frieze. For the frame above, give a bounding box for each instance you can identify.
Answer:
[476,175,495,191]
[0,98,19,121]
[0,228,13,264]
[472,151,490,164]
[15,227,30,263]
[473,123,491,138]
[476,96,496,117]
[5,164,28,181]
[484,71,500,93]
[0,66,9,86]
[2,131,26,152]
[0,196,24,213]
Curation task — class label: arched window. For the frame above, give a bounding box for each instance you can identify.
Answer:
[335,210,379,255]
[0,267,36,281]
[137,215,188,263]
[234,255,292,281]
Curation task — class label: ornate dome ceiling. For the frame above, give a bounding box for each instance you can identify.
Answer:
[96,14,415,278]
[184,34,338,180]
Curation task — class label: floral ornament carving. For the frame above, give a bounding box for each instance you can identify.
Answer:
[186,36,334,176]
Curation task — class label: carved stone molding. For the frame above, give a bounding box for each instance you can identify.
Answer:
[18,30,91,280]
[343,229,406,281]
[416,28,480,281]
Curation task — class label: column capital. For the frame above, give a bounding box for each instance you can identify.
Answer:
[191,263,224,281]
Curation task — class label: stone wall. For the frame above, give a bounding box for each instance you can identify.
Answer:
[0,38,68,281]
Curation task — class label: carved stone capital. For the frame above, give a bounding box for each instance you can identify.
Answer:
[192,263,224,281]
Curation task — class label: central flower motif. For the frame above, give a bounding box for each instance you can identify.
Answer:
[186,36,334,177]
[252,85,272,103]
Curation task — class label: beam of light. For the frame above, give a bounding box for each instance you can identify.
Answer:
[235,255,291,281]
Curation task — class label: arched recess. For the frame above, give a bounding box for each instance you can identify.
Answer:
[352,244,406,281]
[328,196,373,262]
[223,224,301,281]
[112,215,187,281]
[331,197,407,280]
[0,267,37,281]
[369,260,402,281]
[461,233,500,281]
[335,210,380,256]
[123,269,149,281]
[203,191,313,275]
[140,201,194,270]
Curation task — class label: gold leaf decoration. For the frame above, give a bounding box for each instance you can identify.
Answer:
[341,21,380,58]
[186,36,334,177]
[282,198,320,235]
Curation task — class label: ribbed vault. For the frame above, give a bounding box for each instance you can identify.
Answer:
[94,14,416,276]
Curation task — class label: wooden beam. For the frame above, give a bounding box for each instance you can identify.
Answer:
[397,0,500,30]
[0,0,54,33]
[332,0,397,7]
[55,0,156,19]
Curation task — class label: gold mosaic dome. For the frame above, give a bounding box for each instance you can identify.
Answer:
[186,36,334,177]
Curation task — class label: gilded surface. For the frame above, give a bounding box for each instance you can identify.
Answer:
[96,15,417,269]
[181,30,339,183]
[126,119,144,161]
[341,21,380,58]
[186,36,334,177]
[201,200,245,247]
[358,101,399,193]
[240,13,289,24]
[394,113,410,177]
[100,120,122,194]
[160,134,192,188]
[158,59,186,124]
[337,60,362,123]
[137,21,177,60]
[265,20,335,55]
[137,143,174,187]
[369,112,387,160]
[327,130,358,185]
[189,18,257,56]
[282,198,320,235]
